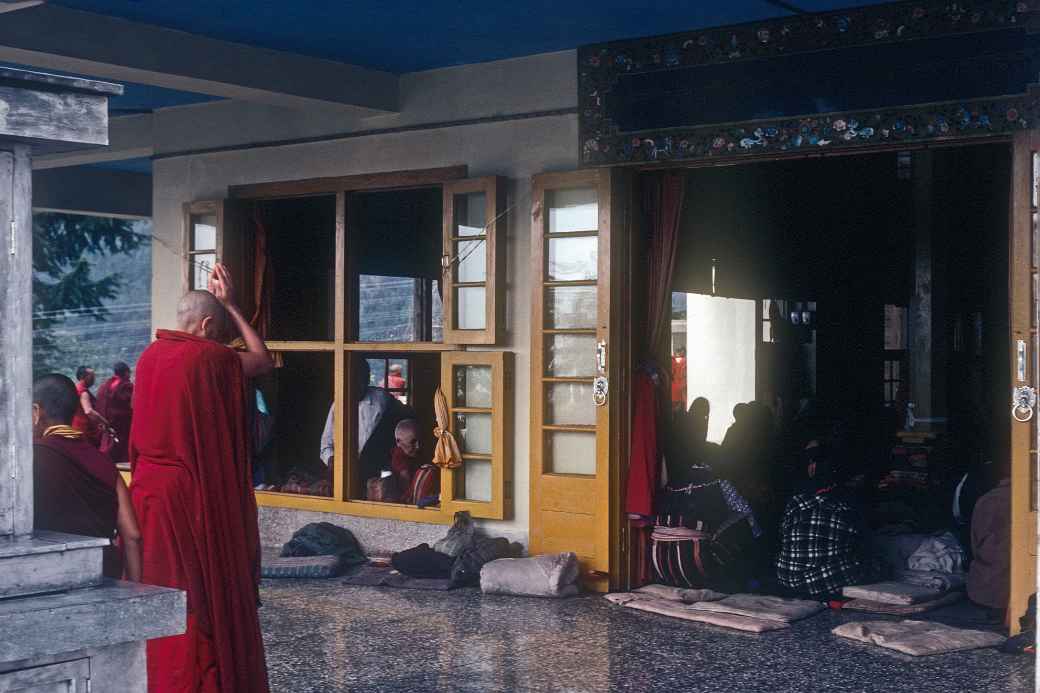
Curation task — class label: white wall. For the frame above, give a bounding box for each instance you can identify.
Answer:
[150,51,580,542]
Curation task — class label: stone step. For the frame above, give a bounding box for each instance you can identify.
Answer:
[0,531,108,599]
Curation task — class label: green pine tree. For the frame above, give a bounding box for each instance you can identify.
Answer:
[33,212,146,378]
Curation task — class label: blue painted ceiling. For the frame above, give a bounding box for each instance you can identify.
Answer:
[51,0,878,74]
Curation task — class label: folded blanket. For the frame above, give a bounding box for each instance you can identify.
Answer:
[481,552,580,598]
[685,593,826,623]
[833,619,1005,656]
[262,553,345,579]
[841,581,944,605]
[604,593,787,632]
[633,584,728,603]
[342,565,456,591]
[842,591,963,615]
[895,569,967,593]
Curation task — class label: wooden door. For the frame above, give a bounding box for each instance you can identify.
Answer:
[529,169,626,591]
[1009,131,1040,633]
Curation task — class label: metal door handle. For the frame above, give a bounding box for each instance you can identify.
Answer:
[1012,385,1037,423]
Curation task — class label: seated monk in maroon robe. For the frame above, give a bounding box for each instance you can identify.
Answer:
[96,361,134,465]
[130,263,273,693]
[32,373,142,580]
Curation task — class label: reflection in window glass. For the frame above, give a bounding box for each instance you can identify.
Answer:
[547,188,598,234]
[191,253,215,290]
[192,216,217,251]
[455,239,486,283]
[547,430,596,475]
[353,187,442,342]
[546,334,597,377]
[454,365,492,408]
[547,382,595,426]
[454,412,492,455]
[455,192,486,236]
[546,286,596,329]
[548,236,598,281]
[458,459,492,502]
[455,286,486,330]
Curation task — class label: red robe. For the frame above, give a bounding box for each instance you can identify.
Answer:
[96,375,133,464]
[625,371,659,516]
[130,330,268,693]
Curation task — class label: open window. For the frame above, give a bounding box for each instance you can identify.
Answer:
[441,177,507,344]
[440,351,512,519]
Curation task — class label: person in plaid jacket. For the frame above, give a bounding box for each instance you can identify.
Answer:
[776,441,870,598]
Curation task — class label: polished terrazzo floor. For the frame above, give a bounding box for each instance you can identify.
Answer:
[259,579,1034,693]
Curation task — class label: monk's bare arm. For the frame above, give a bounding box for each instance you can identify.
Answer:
[210,263,274,379]
[115,476,142,582]
[225,301,274,378]
[80,391,109,426]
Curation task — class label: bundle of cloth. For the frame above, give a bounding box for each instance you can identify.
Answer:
[263,522,368,578]
[342,511,522,590]
[605,585,825,633]
[480,552,582,598]
[840,532,969,615]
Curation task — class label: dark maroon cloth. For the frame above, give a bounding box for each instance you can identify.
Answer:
[96,375,133,464]
[33,436,121,577]
[390,447,420,504]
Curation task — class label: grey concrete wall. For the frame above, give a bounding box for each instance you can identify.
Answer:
[151,51,580,544]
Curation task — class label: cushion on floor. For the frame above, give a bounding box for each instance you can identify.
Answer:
[604,593,788,632]
[841,581,944,605]
[842,591,963,615]
[262,554,345,579]
[633,584,728,603]
[832,619,1005,656]
[685,593,826,623]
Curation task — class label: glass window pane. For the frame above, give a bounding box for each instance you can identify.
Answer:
[360,275,417,342]
[454,412,492,455]
[546,286,597,329]
[432,280,444,343]
[457,459,492,502]
[547,430,597,475]
[455,286,486,330]
[192,215,217,251]
[454,365,492,408]
[252,352,334,497]
[191,253,215,290]
[455,239,486,283]
[547,188,598,234]
[547,382,595,426]
[455,191,486,237]
[548,236,598,281]
[366,358,386,388]
[546,334,597,377]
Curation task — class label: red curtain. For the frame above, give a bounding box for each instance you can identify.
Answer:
[625,172,686,518]
[643,172,686,360]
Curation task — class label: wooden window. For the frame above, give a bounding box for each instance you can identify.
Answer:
[440,351,512,519]
[183,167,517,525]
[442,177,507,344]
[181,200,249,312]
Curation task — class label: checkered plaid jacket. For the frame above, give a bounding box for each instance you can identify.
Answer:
[776,490,868,598]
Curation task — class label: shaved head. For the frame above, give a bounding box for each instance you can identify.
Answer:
[176,290,228,340]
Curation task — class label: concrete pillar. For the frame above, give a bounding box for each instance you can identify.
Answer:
[0,144,32,537]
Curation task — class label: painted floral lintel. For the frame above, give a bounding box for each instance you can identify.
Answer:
[581,97,1039,165]
[578,0,1040,166]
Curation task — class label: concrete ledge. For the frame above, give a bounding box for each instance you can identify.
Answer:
[0,580,185,664]
[0,531,109,598]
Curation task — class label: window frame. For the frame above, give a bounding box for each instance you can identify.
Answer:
[173,167,513,525]
[440,350,513,520]
[441,176,507,345]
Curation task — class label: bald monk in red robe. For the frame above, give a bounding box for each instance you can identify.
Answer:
[130,263,273,692]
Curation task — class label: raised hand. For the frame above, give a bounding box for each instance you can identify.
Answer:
[208,263,236,306]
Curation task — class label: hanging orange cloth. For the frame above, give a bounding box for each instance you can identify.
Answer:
[432,387,463,469]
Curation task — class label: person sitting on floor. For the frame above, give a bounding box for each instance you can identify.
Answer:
[776,440,871,599]
[391,419,427,504]
[32,373,142,581]
[967,465,1010,620]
